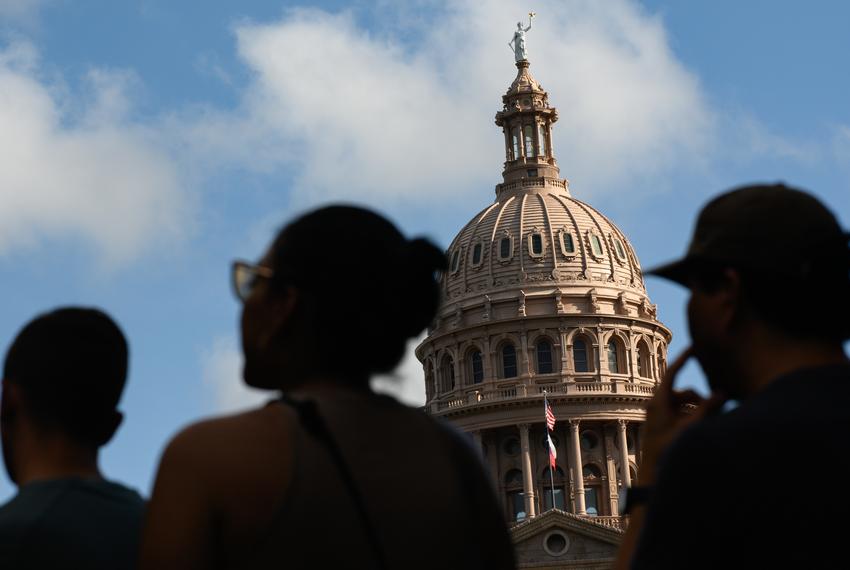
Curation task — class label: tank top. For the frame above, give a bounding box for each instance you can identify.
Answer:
[243,390,515,569]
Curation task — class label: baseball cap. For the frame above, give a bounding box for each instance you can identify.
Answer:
[647,183,850,285]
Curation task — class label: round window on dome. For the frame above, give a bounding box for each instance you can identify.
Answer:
[587,231,604,258]
[559,230,576,256]
[612,235,627,262]
[528,232,544,259]
[449,249,461,273]
[470,241,484,268]
[498,236,513,261]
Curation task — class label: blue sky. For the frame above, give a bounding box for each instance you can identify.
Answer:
[0,0,848,501]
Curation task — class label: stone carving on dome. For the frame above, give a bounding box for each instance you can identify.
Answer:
[587,289,600,313]
[553,291,566,314]
[639,298,658,319]
[518,290,527,317]
[451,306,463,329]
[617,293,630,316]
[482,295,492,321]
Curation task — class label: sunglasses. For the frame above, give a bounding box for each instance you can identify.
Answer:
[231,260,274,302]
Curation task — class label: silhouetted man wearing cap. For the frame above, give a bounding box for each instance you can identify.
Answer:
[0,308,144,568]
[615,184,850,569]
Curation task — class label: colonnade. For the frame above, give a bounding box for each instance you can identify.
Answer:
[483,418,635,520]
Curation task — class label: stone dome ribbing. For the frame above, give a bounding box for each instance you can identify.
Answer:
[443,182,647,306]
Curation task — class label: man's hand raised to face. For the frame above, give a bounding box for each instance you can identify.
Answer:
[638,347,728,486]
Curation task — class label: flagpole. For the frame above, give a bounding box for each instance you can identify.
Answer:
[544,391,556,510]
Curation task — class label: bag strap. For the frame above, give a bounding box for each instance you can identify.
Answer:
[279,395,388,570]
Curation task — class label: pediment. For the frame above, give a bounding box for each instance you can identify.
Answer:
[510,509,622,568]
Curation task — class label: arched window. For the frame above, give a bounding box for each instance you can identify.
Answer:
[470,350,484,384]
[637,341,651,378]
[538,124,547,156]
[607,340,621,374]
[504,468,525,521]
[573,339,589,373]
[499,236,512,260]
[450,249,460,273]
[471,242,483,265]
[583,464,603,516]
[536,340,553,374]
[512,128,521,159]
[501,344,518,378]
[559,231,575,255]
[613,237,627,261]
[440,355,455,392]
[524,125,535,157]
[590,234,604,257]
[529,232,543,256]
[540,466,566,510]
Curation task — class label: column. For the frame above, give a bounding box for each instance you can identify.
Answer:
[559,328,569,373]
[520,332,530,379]
[519,424,537,517]
[617,419,632,489]
[504,128,513,161]
[569,420,586,515]
[483,337,493,382]
[517,124,526,160]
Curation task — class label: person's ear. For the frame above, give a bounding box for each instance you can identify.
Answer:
[716,268,743,333]
[0,379,22,423]
[259,286,299,346]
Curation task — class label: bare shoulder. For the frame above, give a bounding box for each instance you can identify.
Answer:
[161,403,296,472]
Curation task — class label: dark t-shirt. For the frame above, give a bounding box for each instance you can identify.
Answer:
[631,364,850,569]
[0,477,145,569]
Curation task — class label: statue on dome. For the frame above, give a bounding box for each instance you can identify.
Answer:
[509,12,535,62]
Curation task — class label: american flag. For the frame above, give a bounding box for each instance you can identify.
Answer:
[545,397,556,432]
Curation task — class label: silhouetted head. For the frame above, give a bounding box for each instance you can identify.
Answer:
[1,308,128,482]
[649,183,850,397]
[237,205,446,391]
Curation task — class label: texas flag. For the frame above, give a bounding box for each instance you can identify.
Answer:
[547,432,557,468]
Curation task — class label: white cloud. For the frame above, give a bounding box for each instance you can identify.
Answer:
[0,41,187,264]
[371,333,427,407]
[200,336,269,414]
[200,334,427,413]
[0,0,47,22]
[195,0,712,204]
[833,124,850,166]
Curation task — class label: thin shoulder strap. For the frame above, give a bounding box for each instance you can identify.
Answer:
[279,395,389,570]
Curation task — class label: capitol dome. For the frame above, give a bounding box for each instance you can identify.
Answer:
[444,184,647,304]
[417,56,671,536]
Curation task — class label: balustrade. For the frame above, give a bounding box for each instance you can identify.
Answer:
[433,380,655,411]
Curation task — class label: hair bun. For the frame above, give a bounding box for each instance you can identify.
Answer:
[389,237,446,338]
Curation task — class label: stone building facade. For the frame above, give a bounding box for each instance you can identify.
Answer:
[416,58,671,568]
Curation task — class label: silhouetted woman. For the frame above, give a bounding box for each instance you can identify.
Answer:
[140,206,516,570]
